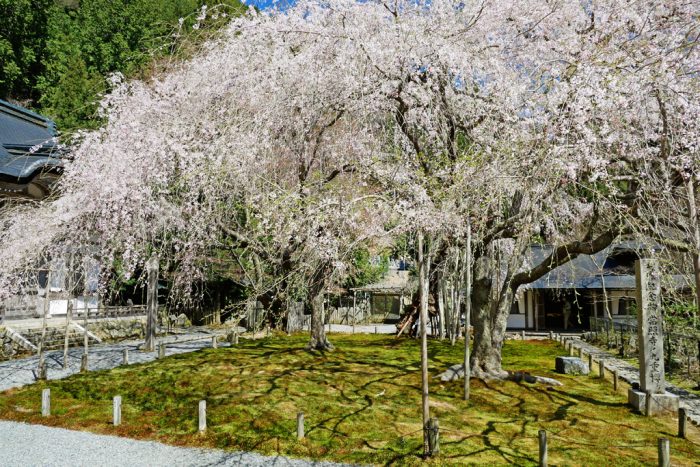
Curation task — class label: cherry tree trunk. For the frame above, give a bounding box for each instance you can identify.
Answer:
[470,283,513,380]
[307,289,333,351]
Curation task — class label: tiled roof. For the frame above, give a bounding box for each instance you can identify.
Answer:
[0,99,63,182]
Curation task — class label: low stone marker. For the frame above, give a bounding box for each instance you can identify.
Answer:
[555,356,589,375]
[41,388,50,417]
[198,400,207,433]
[227,330,239,345]
[658,438,670,467]
[113,396,122,426]
[297,412,304,439]
[627,259,679,416]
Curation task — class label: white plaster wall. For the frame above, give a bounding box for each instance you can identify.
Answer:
[507,314,526,329]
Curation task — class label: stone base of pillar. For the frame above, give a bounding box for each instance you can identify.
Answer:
[628,388,679,416]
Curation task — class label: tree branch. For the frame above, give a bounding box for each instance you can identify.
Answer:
[511,229,618,288]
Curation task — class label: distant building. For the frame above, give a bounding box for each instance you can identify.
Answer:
[0,99,64,200]
[510,242,690,331]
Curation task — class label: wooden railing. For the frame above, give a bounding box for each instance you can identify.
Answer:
[73,305,148,320]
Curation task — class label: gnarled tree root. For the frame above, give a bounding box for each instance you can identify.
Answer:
[306,338,335,352]
[438,364,562,386]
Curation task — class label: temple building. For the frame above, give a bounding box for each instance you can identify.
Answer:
[0,99,64,200]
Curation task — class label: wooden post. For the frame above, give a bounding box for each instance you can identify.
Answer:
[37,270,53,371]
[145,257,159,352]
[599,360,605,378]
[63,296,73,370]
[212,336,218,349]
[658,438,670,467]
[198,400,207,433]
[427,417,440,455]
[83,300,90,363]
[538,429,547,467]
[123,348,129,365]
[297,412,304,439]
[620,328,625,357]
[588,354,593,373]
[158,343,165,359]
[113,396,122,426]
[80,353,88,373]
[63,253,75,370]
[464,220,472,401]
[418,232,432,457]
[678,408,687,438]
[352,291,357,327]
[38,359,47,380]
[613,370,619,391]
[42,388,50,417]
[569,343,575,357]
[577,346,583,358]
[375,326,378,335]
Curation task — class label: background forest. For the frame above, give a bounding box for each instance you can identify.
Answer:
[0,0,244,131]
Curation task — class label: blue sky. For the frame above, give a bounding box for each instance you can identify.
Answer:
[244,0,296,9]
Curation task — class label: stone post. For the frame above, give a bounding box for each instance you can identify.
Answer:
[198,400,207,433]
[297,412,304,439]
[41,388,50,417]
[628,259,679,416]
[113,396,122,426]
[637,259,664,393]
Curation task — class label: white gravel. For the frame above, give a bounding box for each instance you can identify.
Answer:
[0,331,227,392]
[0,420,345,467]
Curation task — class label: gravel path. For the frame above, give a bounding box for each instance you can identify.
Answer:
[0,330,229,392]
[562,335,700,427]
[0,420,344,467]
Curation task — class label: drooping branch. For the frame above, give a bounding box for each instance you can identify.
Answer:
[511,229,619,288]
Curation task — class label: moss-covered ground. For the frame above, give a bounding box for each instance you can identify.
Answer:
[1,334,699,465]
